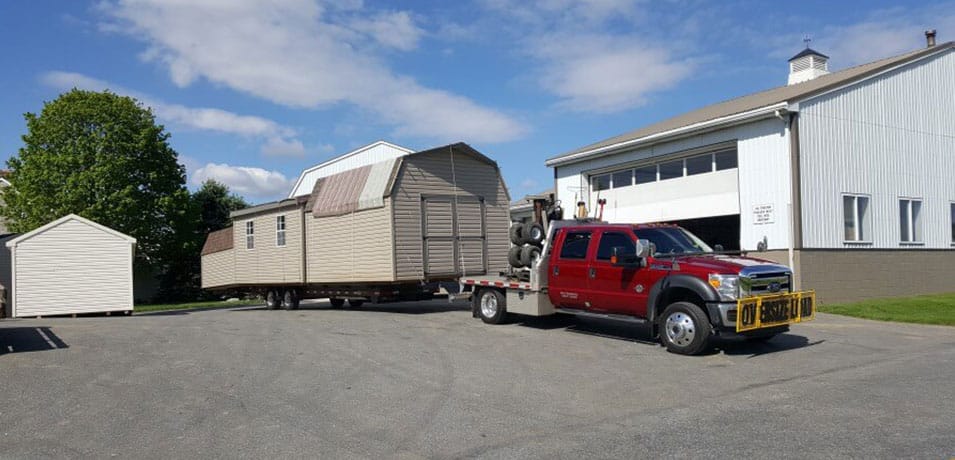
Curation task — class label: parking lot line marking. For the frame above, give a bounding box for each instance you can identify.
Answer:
[36,328,57,349]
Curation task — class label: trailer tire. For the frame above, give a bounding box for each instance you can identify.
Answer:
[282,289,299,310]
[508,245,524,268]
[659,302,712,355]
[347,299,364,308]
[526,223,545,245]
[519,245,541,268]
[509,223,526,245]
[329,298,345,309]
[476,288,507,324]
[265,289,280,310]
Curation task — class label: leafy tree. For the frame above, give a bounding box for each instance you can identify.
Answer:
[193,179,249,235]
[2,89,192,271]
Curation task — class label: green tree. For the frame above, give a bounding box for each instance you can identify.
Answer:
[1,89,193,294]
[193,179,249,235]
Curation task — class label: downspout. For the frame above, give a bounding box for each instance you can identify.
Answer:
[788,112,803,289]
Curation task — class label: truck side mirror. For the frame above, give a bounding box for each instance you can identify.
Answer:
[611,245,645,268]
[635,239,651,258]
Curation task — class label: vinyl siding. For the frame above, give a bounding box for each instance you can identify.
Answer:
[232,204,304,284]
[392,151,510,280]
[799,48,955,248]
[305,201,395,283]
[12,219,132,316]
[201,249,235,289]
[290,142,411,197]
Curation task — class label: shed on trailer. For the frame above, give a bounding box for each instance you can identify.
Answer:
[200,142,511,293]
[0,214,135,317]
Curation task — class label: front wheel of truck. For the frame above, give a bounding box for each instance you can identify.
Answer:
[659,302,712,355]
[476,289,507,324]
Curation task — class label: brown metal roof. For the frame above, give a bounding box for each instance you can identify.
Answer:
[201,227,234,256]
[310,164,373,217]
[548,42,955,165]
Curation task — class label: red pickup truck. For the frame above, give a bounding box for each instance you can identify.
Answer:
[461,221,815,355]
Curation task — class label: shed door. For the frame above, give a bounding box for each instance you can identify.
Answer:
[422,196,486,276]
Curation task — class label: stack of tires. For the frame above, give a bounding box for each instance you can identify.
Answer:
[508,222,544,268]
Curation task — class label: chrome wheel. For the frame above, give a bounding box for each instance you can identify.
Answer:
[480,292,499,319]
[665,312,696,348]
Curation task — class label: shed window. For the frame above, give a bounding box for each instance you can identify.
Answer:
[715,150,738,170]
[685,154,712,176]
[559,231,592,260]
[843,194,869,242]
[612,170,633,188]
[245,221,254,249]
[276,215,286,247]
[635,165,656,184]
[592,174,611,191]
[899,198,922,243]
[658,160,683,180]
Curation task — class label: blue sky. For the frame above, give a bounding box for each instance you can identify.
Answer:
[1,0,951,203]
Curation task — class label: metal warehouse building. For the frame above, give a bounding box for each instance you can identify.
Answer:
[547,35,955,303]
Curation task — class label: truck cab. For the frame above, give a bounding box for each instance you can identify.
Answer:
[465,221,815,355]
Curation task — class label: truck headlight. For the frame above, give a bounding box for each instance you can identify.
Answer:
[708,274,739,302]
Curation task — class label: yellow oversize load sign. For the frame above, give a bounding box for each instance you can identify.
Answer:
[736,291,816,332]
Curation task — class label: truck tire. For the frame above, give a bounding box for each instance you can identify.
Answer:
[659,302,712,355]
[508,245,524,268]
[475,288,506,324]
[347,299,364,308]
[329,298,345,308]
[265,289,280,310]
[282,289,299,310]
[519,245,541,267]
[509,223,526,245]
[526,223,545,245]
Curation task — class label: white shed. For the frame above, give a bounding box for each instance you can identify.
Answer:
[1,214,135,318]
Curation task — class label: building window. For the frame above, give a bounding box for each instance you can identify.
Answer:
[612,170,633,188]
[559,231,592,259]
[245,221,254,249]
[635,165,656,184]
[276,215,286,247]
[899,198,922,243]
[685,154,712,176]
[592,174,611,191]
[843,194,870,242]
[658,160,683,180]
[715,150,738,170]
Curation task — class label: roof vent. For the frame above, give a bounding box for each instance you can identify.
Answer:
[926,29,937,47]
[787,41,830,85]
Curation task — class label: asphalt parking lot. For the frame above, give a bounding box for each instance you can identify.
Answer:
[1,300,953,459]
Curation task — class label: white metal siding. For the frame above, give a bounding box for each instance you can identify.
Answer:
[232,205,304,284]
[289,142,411,197]
[305,201,395,283]
[799,49,955,248]
[12,219,133,316]
[554,117,793,251]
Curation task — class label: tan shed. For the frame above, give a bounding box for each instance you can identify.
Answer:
[200,142,511,295]
[2,214,135,317]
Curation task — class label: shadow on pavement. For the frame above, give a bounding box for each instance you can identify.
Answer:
[715,334,825,357]
[137,304,264,316]
[0,327,69,355]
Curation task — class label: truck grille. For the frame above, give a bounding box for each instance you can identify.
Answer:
[739,266,792,298]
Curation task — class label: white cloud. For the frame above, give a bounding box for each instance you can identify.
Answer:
[190,163,293,202]
[99,0,526,143]
[41,71,307,157]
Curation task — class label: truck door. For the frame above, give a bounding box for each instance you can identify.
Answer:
[587,230,653,317]
[547,229,593,309]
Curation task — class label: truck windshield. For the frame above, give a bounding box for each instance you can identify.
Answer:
[634,227,713,256]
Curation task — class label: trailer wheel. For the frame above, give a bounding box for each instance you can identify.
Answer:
[526,223,545,245]
[509,222,526,245]
[282,289,299,310]
[658,302,712,355]
[347,299,364,308]
[519,245,541,267]
[508,245,524,268]
[329,298,345,309]
[476,288,507,324]
[265,289,280,310]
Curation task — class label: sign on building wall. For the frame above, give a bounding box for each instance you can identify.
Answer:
[753,204,775,225]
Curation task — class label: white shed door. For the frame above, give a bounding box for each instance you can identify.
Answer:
[14,219,132,316]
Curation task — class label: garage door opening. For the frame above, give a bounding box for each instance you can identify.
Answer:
[666,214,740,251]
